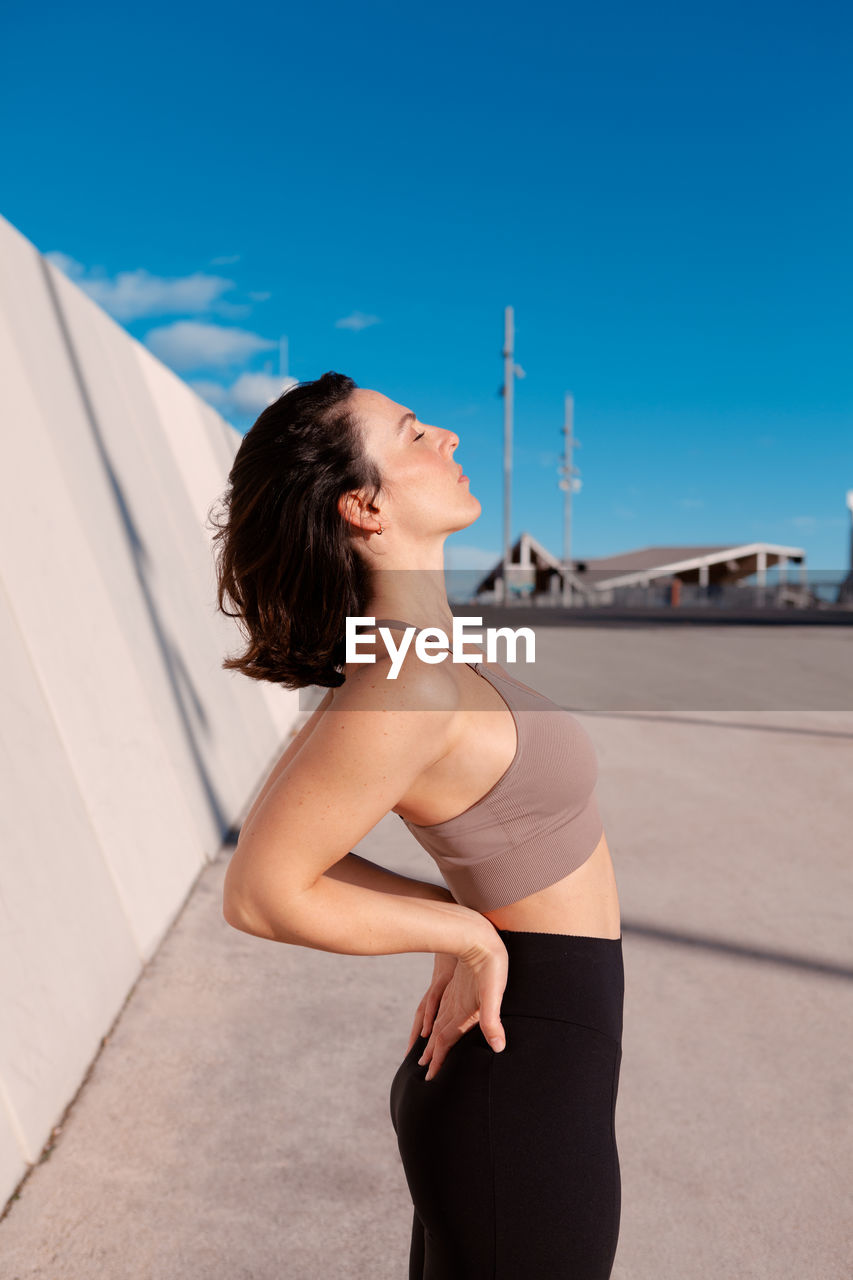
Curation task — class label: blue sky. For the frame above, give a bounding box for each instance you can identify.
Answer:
[3,0,851,573]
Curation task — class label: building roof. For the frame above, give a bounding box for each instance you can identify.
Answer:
[573,545,735,572]
[473,537,807,595]
[572,541,806,587]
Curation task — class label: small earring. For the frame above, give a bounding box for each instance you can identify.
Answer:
[376,524,384,535]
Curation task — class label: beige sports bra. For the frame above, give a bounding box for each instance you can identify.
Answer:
[372,619,604,912]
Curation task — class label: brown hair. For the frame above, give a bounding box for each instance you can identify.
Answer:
[208,370,382,689]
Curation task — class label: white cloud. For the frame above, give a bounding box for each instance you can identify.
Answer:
[248,290,272,302]
[210,253,241,265]
[44,251,244,321]
[190,373,299,418]
[144,320,277,372]
[677,498,705,509]
[187,379,230,409]
[45,250,86,280]
[787,515,848,530]
[229,372,298,414]
[335,310,381,331]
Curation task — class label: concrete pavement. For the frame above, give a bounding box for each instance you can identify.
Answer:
[2,625,851,1278]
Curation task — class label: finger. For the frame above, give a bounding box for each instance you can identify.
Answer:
[421,998,438,1038]
[418,1023,442,1066]
[417,1038,434,1066]
[480,1007,506,1053]
[406,1005,427,1054]
[424,1040,451,1081]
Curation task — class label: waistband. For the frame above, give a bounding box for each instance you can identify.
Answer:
[494,928,624,1044]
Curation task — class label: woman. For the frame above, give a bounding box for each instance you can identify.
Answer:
[213,371,624,1279]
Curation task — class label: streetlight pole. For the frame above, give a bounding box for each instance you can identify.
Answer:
[500,306,524,604]
[840,489,853,605]
[501,307,514,604]
[558,392,581,605]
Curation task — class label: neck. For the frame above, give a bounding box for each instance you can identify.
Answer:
[365,567,457,635]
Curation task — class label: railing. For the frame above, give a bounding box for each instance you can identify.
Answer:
[456,574,853,611]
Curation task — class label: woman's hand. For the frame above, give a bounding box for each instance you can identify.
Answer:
[416,935,509,1081]
[406,952,459,1054]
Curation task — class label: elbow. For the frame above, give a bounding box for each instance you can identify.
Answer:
[221,880,257,933]
[221,875,301,943]
[222,845,267,935]
[222,892,252,933]
[221,844,314,943]
[221,851,263,933]
[221,883,279,939]
[222,892,286,941]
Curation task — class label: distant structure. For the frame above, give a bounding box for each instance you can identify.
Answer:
[473,535,808,605]
[570,541,807,600]
[474,532,597,602]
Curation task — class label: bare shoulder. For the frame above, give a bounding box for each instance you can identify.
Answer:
[334,645,462,715]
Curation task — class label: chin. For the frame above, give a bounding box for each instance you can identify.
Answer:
[454,494,482,530]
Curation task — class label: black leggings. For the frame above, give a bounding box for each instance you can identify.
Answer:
[389,929,624,1279]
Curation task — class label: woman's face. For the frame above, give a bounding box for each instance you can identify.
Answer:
[347,387,481,540]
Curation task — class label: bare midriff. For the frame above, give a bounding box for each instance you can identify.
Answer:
[479,830,622,939]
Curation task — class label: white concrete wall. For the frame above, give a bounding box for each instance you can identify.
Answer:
[0,213,297,1205]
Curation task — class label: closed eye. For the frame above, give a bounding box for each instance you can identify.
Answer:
[413,430,425,441]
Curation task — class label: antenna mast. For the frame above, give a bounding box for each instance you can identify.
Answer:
[500,306,524,602]
[558,393,582,605]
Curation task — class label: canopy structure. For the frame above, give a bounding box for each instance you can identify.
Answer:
[571,541,807,591]
[473,535,807,602]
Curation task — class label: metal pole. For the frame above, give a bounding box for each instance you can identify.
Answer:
[558,393,580,605]
[502,306,514,604]
[840,490,853,605]
[563,393,573,604]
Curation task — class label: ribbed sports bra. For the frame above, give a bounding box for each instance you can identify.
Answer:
[371,619,605,912]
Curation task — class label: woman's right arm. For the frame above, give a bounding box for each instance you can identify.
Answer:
[222,660,501,967]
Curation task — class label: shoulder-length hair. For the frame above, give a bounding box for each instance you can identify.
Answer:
[208,370,381,689]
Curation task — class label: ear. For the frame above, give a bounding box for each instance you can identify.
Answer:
[337,490,377,533]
